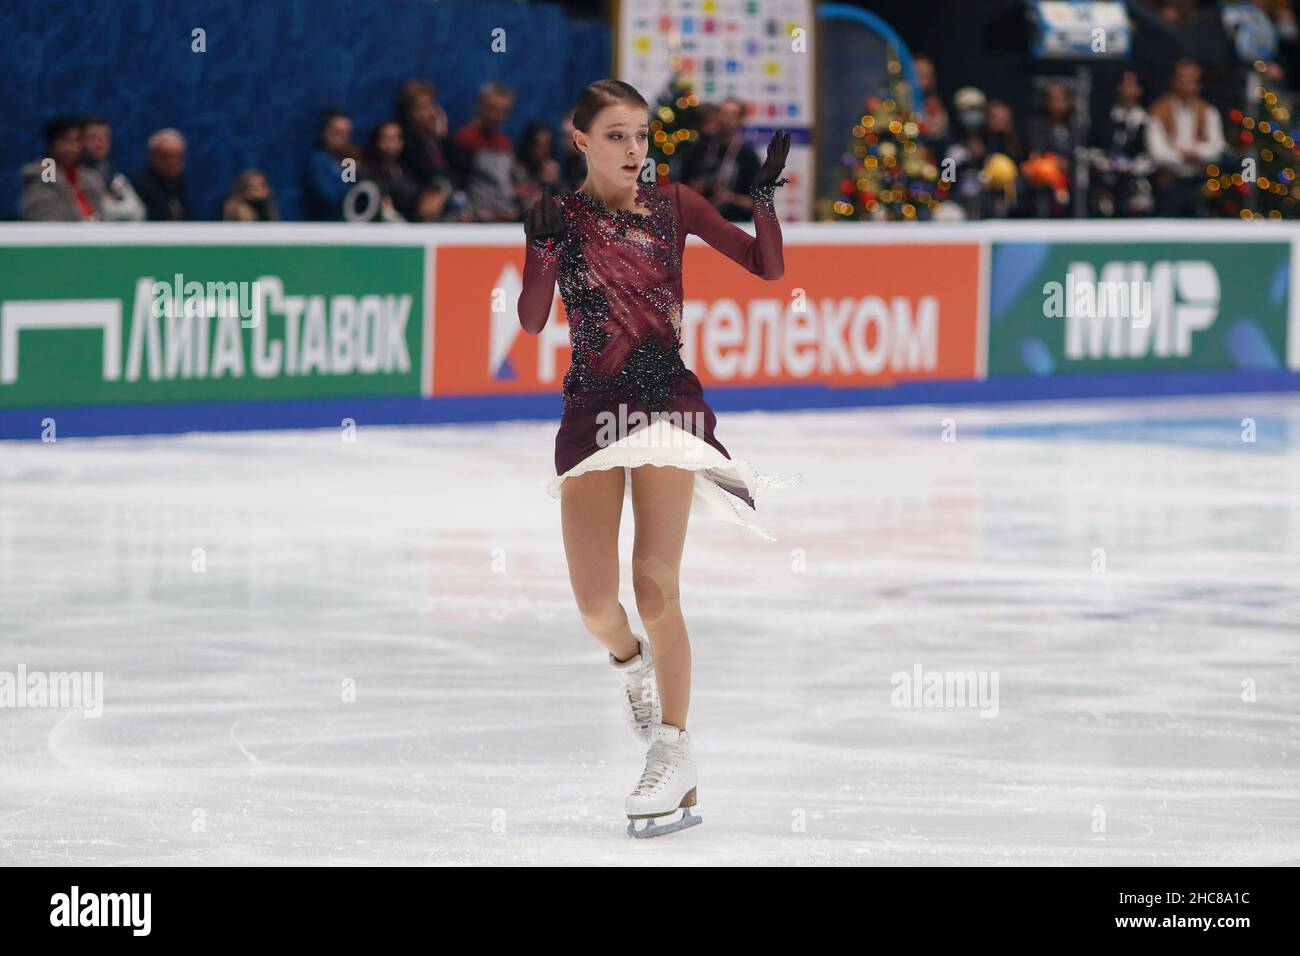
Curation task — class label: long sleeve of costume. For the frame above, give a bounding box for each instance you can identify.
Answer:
[518,235,562,335]
[674,180,784,280]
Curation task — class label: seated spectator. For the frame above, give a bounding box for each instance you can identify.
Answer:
[985,101,1023,161]
[1146,59,1225,217]
[363,120,424,221]
[1090,69,1155,216]
[396,79,461,197]
[1026,82,1080,216]
[679,97,761,221]
[134,129,194,220]
[944,87,991,217]
[452,82,522,222]
[913,56,950,148]
[305,109,360,221]
[515,122,561,211]
[20,115,107,221]
[223,169,280,221]
[558,110,587,190]
[81,115,145,221]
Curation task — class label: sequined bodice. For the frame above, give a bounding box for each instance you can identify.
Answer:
[519,176,785,414]
[547,180,689,411]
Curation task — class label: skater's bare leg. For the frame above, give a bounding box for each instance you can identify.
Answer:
[630,464,694,730]
[560,467,639,662]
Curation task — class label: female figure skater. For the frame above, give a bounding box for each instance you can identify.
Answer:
[517,79,796,837]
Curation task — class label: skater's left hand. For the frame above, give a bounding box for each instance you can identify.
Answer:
[751,129,791,192]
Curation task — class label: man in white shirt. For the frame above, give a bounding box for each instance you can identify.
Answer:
[1145,60,1226,217]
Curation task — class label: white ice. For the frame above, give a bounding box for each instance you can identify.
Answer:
[1,393,1298,865]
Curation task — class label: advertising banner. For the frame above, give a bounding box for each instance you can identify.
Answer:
[987,241,1290,376]
[432,241,982,396]
[0,244,424,407]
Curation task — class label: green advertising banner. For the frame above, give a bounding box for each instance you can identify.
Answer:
[0,244,424,407]
[987,241,1291,376]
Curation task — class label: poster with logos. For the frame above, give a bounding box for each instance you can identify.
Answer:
[616,0,814,221]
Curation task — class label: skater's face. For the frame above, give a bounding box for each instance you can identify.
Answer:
[574,101,649,185]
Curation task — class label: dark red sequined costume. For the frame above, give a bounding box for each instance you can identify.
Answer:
[518,177,798,539]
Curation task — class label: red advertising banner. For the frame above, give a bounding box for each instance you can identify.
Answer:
[432,242,981,396]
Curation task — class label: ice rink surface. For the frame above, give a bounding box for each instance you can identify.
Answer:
[1,393,1298,866]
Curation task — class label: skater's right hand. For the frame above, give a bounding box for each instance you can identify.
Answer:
[524,186,565,243]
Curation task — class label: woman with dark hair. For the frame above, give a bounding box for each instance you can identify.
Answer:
[395,78,460,193]
[518,78,799,839]
[362,120,422,222]
[514,122,560,210]
[305,108,359,221]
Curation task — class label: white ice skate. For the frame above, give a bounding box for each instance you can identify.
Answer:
[609,635,660,745]
[625,723,701,838]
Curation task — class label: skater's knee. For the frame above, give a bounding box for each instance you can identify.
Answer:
[574,592,624,636]
[633,556,679,626]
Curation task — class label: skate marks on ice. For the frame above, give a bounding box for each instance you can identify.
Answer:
[0,395,1298,864]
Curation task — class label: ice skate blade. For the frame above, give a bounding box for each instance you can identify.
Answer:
[626,808,702,839]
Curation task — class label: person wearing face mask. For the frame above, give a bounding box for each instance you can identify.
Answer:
[222,169,280,222]
[943,87,992,217]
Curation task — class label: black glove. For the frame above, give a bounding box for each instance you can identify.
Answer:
[751,129,791,192]
[524,186,565,243]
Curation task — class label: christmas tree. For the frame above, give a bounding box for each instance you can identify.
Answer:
[649,75,702,180]
[832,76,948,221]
[1206,63,1299,220]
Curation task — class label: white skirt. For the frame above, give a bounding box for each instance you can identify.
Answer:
[546,418,800,541]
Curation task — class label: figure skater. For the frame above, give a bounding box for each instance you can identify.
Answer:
[517,79,798,837]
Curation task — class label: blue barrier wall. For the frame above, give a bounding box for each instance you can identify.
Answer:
[0,0,611,221]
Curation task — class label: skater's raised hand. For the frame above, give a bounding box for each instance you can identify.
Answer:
[524,186,565,243]
[750,129,791,192]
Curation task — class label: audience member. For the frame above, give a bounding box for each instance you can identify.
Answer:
[223,169,280,221]
[452,82,521,221]
[397,79,462,198]
[1146,59,1225,216]
[134,128,194,221]
[305,109,360,221]
[515,122,561,210]
[679,97,761,220]
[20,115,107,221]
[81,115,145,221]
[363,120,424,221]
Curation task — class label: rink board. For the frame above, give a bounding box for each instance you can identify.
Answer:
[1,221,1298,439]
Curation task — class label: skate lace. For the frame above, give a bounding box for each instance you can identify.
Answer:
[626,681,655,724]
[635,742,676,792]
